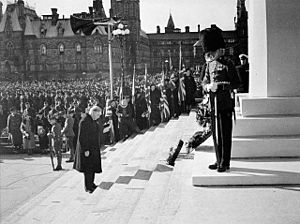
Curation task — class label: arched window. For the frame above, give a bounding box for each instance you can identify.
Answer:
[58,43,65,54]
[40,44,47,55]
[94,40,103,54]
[75,43,81,53]
[6,42,14,56]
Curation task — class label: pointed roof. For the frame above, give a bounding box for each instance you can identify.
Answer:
[24,16,35,36]
[0,11,7,32]
[11,8,22,31]
[0,8,22,32]
[94,0,107,19]
[166,13,175,29]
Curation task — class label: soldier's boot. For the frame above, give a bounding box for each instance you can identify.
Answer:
[54,152,63,171]
[27,148,33,155]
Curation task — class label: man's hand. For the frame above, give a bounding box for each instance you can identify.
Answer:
[207,83,218,92]
[84,151,90,157]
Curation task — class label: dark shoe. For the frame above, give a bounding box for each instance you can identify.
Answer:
[54,166,63,171]
[85,187,95,194]
[217,166,227,172]
[208,163,218,170]
[66,159,74,163]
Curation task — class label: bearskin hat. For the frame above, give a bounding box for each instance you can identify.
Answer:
[199,26,225,53]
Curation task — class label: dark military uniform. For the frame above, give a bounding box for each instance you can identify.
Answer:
[236,62,249,93]
[202,56,241,170]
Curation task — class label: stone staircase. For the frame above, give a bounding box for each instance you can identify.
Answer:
[2,113,200,224]
[192,95,300,186]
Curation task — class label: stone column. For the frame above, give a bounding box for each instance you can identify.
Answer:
[233,0,300,158]
[249,0,300,97]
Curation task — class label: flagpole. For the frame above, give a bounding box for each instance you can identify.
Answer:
[132,64,136,104]
[144,63,151,128]
[168,49,172,71]
[108,24,113,100]
[179,41,182,71]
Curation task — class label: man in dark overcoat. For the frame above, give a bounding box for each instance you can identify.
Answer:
[6,107,23,152]
[184,68,197,112]
[73,106,102,193]
[134,91,148,130]
[236,54,249,93]
[149,84,161,125]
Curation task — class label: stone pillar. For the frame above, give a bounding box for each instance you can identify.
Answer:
[249,0,300,97]
[233,0,300,158]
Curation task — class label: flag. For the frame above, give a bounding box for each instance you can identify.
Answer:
[178,77,186,105]
[119,74,124,101]
[168,49,173,71]
[160,69,170,121]
[161,90,170,121]
[144,63,151,114]
[179,41,182,71]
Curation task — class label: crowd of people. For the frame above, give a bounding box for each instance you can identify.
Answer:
[0,69,198,165]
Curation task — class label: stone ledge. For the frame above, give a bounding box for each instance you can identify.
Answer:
[236,95,300,117]
[232,135,300,158]
[192,150,300,186]
[233,115,300,137]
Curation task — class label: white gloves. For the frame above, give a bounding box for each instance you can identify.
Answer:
[206,83,218,92]
[84,151,90,157]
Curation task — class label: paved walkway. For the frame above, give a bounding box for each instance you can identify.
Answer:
[1,112,300,224]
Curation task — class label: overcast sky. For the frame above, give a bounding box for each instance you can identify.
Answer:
[2,0,248,33]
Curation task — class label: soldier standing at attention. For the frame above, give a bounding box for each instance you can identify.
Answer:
[236,54,249,93]
[48,116,63,171]
[200,26,241,172]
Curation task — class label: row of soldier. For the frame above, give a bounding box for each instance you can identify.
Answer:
[1,70,198,159]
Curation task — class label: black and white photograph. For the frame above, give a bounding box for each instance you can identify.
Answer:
[0,0,300,223]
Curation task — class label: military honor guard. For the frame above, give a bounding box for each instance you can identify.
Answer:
[200,26,241,172]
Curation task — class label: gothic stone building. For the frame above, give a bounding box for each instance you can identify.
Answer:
[148,0,248,74]
[0,0,247,80]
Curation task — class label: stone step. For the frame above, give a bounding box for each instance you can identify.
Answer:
[233,115,300,137]
[232,135,300,158]
[75,123,171,224]
[126,119,197,224]
[236,95,300,117]
[1,125,164,224]
[192,150,300,186]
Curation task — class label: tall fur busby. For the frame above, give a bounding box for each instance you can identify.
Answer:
[199,26,225,53]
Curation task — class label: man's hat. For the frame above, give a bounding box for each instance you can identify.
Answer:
[199,26,225,53]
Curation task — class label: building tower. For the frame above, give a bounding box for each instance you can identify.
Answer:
[93,0,107,18]
[235,0,248,55]
[165,14,175,33]
[110,0,141,72]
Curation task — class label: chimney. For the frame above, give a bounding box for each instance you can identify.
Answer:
[197,24,200,32]
[89,6,94,16]
[51,8,58,15]
[51,8,59,26]
[185,26,190,33]
[156,26,160,34]
[211,24,217,28]
[93,0,100,14]
[17,0,24,5]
